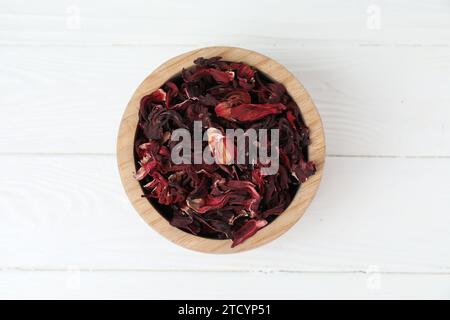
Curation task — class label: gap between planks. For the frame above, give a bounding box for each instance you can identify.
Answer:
[2,268,450,276]
[1,42,450,48]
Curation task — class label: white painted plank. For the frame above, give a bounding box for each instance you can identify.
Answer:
[1,0,450,45]
[0,155,449,272]
[1,46,450,155]
[0,270,449,299]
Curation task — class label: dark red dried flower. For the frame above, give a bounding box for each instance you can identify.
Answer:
[231,219,268,248]
[135,57,316,247]
[215,102,287,122]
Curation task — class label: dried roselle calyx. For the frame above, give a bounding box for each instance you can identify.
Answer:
[215,102,287,122]
[292,159,316,183]
[231,219,268,248]
[134,57,316,247]
[206,128,234,165]
[183,67,235,84]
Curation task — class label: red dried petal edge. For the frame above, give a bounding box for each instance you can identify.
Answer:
[231,219,268,247]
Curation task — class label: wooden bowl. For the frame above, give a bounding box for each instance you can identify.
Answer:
[117,46,325,253]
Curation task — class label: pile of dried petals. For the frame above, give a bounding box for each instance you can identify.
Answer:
[135,57,316,247]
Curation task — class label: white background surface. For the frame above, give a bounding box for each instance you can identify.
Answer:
[1,0,449,299]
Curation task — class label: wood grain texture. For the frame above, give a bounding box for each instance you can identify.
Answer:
[1,45,450,155]
[0,155,449,272]
[1,270,449,299]
[117,46,325,253]
[1,0,450,46]
[2,0,450,299]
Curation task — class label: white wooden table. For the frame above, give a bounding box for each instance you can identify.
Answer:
[1,0,449,299]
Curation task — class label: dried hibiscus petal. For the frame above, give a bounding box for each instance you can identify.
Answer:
[215,103,287,122]
[206,128,234,165]
[184,68,235,84]
[134,57,316,247]
[146,88,166,103]
[293,159,316,183]
[231,219,268,248]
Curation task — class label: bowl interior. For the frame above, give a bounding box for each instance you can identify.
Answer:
[117,46,325,253]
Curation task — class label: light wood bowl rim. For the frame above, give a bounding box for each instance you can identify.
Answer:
[117,46,325,253]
